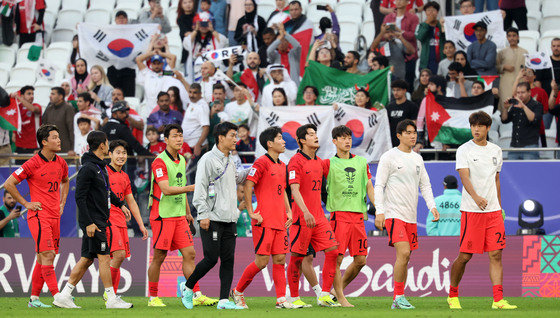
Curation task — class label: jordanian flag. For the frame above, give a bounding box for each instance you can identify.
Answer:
[426,90,494,144]
[0,0,20,17]
[0,97,21,132]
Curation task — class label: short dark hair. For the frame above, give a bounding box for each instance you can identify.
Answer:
[115,10,127,18]
[429,75,447,91]
[235,82,247,89]
[200,0,211,4]
[272,87,288,106]
[460,0,474,5]
[517,82,531,91]
[3,190,9,197]
[51,87,64,96]
[157,91,169,100]
[348,50,360,62]
[259,126,282,150]
[87,130,107,151]
[303,85,319,96]
[263,27,276,36]
[164,123,183,138]
[20,85,34,95]
[448,62,463,73]
[552,37,560,44]
[78,92,92,103]
[289,0,302,8]
[472,80,485,89]
[331,125,352,139]
[77,117,91,125]
[296,123,317,149]
[238,123,250,131]
[424,1,440,11]
[444,40,456,47]
[396,119,417,135]
[109,139,128,153]
[506,27,519,35]
[146,126,158,135]
[189,83,201,93]
[372,55,389,68]
[214,121,238,142]
[469,111,492,127]
[36,124,60,149]
[212,83,225,92]
[391,79,409,90]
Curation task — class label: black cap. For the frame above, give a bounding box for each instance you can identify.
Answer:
[112,101,130,113]
[443,175,458,189]
[473,21,487,30]
[115,10,128,18]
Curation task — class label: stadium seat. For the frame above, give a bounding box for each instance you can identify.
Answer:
[9,64,37,86]
[47,41,73,53]
[43,10,57,32]
[519,30,540,53]
[168,26,182,47]
[363,3,373,22]
[169,44,182,64]
[525,0,541,12]
[125,97,141,110]
[118,0,142,12]
[257,2,276,21]
[498,122,513,136]
[336,0,363,20]
[45,46,71,72]
[307,4,333,24]
[0,46,16,68]
[339,40,355,53]
[90,0,117,10]
[135,83,145,101]
[167,6,178,27]
[45,0,62,12]
[56,9,84,29]
[16,43,35,64]
[339,17,360,44]
[538,30,560,55]
[33,84,55,107]
[85,8,112,25]
[541,15,560,34]
[527,11,541,32]
[51,28,76,43]
[61,0,88,11]
[361,20,375,48]
[0,64,9,87]
[497,130,512,156]
[3,83,25,94]
[488,130,499,143]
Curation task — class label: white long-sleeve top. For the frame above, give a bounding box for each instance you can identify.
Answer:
[374,147,436,223]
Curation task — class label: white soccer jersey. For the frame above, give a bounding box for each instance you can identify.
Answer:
[374,147,436,223]
[455,140,503,213]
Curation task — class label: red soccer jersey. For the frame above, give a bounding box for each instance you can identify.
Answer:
[150,151,188,220]
[322,154,373,179]
[247,154,287,229]
[149,142,167,155]
[12,152,68,219]
[179,142,192,157]
[15,101,41,149]
[107,165,132,228]
[381,0,423,11]
[287,151,325,224]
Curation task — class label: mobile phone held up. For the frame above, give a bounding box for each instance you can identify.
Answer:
[317,5,328,11]
[162,70,174,76]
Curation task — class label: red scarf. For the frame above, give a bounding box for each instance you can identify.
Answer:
[280,52,290,74]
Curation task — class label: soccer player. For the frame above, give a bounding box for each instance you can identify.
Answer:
[447,111,517,310]
[4,124,70,308]
[323,125,375,307]
[374,119,439,310]
[231,126,294,309]
[286,124,339,308]
[147,124,217,307]
[104,140,149,299]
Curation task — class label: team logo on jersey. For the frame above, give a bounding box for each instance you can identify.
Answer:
[15,167,23,175]
[289,170,296,180]
[492,157,497,166]
[176,172,183,186]
[344,167,356,184]
[416,166,420,175]
[249,167,257,177]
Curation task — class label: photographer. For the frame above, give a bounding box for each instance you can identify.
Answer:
[0,191,20,237]
[137,0,172,34]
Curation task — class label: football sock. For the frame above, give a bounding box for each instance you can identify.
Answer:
[272,264,286,299]
[41,265,59,296]
[449,285,459,298]
[394,281,405,300]
[236,262,261,293]
[287,255,304,298]
[321,250,338,292]
[105,287,116,301]
[62,282,75,296]
[312,284,322,297]
[31,262,44,297]
[149,281,158,298]
[110,267,120,294]
[493,284,503,302]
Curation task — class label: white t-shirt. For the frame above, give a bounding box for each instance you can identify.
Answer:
[374,147,436,223]
[74,131,90,156]
[224,100,252,126]
[261,80,298,107]
[73,107,101,141]
[182,99,210,148]
[200,76,233,104]
[137,68,190,117]
[456,140,503,213]
[396,16,404,29]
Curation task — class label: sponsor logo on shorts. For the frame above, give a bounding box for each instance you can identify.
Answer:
[467,241,473,250]
[46,239,52,247]
[399,230,405,238]
[101,242,107,252]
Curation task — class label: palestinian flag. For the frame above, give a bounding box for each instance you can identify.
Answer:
[0,97,22,132]
[426,90,494,144]
[0,0,20,17]
[267,6,290,26]
[477,75,499,89]
[284,17,314,76]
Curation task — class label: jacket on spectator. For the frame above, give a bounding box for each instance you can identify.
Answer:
[267,34,302,84]
[415,21,446,71]
[42,101,76,153]
[136,9,171,34]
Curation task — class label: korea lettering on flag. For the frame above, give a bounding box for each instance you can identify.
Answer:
[444,10,506,50]
[334,105,392,162]
[77,23,159,69]
[525,52,552,70]
[202,46,247,62]
[256,106,336,162]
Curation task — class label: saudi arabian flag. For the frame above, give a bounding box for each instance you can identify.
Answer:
[297,61,390,107]
[426,90,494,144]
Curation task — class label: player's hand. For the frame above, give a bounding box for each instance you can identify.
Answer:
[140,225,149,240]
[185,185,195,192]
[430,208,440,222]
[303,212,315,229]
[200,218,210,230]
[285,211,293,228]
[59,203,65,215]
[375,213,385,231]
[86,223,101,237]
[122,205,132,221]
[250,212,263,226]
[186,213,194,224]
[474,195,488,210]
[25,202,42,211]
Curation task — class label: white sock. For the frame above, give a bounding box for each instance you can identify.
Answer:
[193,291,202,298]
[105,288,116,301]
[319,291,330,298]
[312,285,322,297]
[30,295,39,301]
[277,297,286,303]
[218,298,229,305]
[62,283,75,296]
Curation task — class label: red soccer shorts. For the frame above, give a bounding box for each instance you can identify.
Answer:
[385,218,418,251]
[290,219,338,255]
[28,216,60,253]
[459,211,506,254]
[151,217,193,251]
[106,225,131,258]
[330,212,368,256]
[252,226,289,255]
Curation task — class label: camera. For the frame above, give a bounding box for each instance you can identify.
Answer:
[387,24,397,32]
[508,98,518,106]
[200,21,209,28]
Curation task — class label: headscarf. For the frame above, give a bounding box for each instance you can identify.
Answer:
[244,0,259,52]
[74,58,89,84]
[454,51,477,76]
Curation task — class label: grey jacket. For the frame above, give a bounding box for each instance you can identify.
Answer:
[136,10,171,34]
[193,145,249,223]
[267,34,301,85]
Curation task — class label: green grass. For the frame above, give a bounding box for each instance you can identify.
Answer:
[2,297,558,317]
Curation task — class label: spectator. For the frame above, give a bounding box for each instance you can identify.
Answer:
[225,84,254,125]
[148,34,177,69]
[284,1,307,34]
[500,0,527,31]
[307,39,343,70]
[371,23,415,80]
[88,65,114,113]
[350,87,375,110]
[371,55,389,71]
[535,38,560,96]
[199,61,233,103]
[272,87,288,106]
[168,86,186,115]
[514,68,549,146]
[427,175,461,236]
[227,52,266,102]
[267,0,288,23]
[13,86,42,154]
[301,85,319,105]
[497,27,527,112]
[0,124,10,165]
[14,0,45,47]
[1,7,15,46]
[60,80,77,110]
[194,0,215,26]
[343,51,364,75]
[107,11,137,97]
[501,82,543,160]
[236,183,252,237]
[42,87,76,154]
[382,0,420,90]
[267,23,302,84]
[235,124,256,163]
[415,1,446,75]
[548,82,560,151]
[415,75,446,151]
[74,117,91,156]
[146,126,166,155]
[68,35,79,76]
[73,93,102,144]
[411,68,432,106]
[258,27,276,68]
[459,0,476,15]
[446,62,472,98]
[111,88,145,144]
[209,0,228,36]
[234,0,266,52]
[177,0,197,65]
[147,92,184,133]
[137,0,171,34]
[471,80,486,96]
[467,21,497,76]
[315,5,340,41]
[371,0,385,38]
[0,191,20,237]
[380,0,424,15]
[227,0,246,45]
[386,80,419,146]
[182,83,210,158]
[70,58,91,99]
[454,50,477,76]
[438,41,456,77]
[208,84,231,148]
[261,64,297,106]
[475,0,498,13]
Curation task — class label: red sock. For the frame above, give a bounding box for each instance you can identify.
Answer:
[110,267,120,294]
[449,285,459,298]
[149,281,158,297]
[193,282,201,293]
[321,250,338,292]
[272,264,286,299]
[41,265,59,296]
[235,262,261,293]
[394,281,405,299]
[287,255,304,298]
[492,284,503,302]
[31,262,44,297]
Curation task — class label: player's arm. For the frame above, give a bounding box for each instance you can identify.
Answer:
[457,168,488,210]
[373,157,390,230]
[284,190,292,228]
[3,175,41,211]
[419,163,439,221]
[156,179,191,195]
[366,179,375,206]
[124,193,148,240]
[59,176,69,215]
[496,172,501,208]
[244,180,261,225]
[290,183,315,228]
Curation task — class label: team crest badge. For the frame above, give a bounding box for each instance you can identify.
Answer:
[493,157,497,166]
[416,166,420,175]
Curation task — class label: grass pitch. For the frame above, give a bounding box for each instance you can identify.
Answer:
[2,297,558,317]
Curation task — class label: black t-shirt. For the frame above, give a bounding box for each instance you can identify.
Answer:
[385,99,419,147]
[535,58,560,95]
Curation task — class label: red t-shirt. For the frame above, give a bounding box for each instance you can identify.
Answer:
[287,151,325,224]
[12,152,68,219]
[322,154,373,180]
[126,108,144,144]
[150,151,188,220]
[531,86,549,134]
[15,101,41,149]
[247,154,287,230]
[381,0,423,11]
[107,165,132,228]
[149,142,167,155]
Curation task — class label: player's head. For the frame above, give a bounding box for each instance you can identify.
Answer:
[77,117,91,135]
[331,125,352,152]
[87,130,109,155]
[296,123,319,150]
[259,126,285,154]
[468,111,491,142]
[163,124,184,151]
[109,139,128,168]
[146,126,160,143]
[36,124,61,152]
[215,121,238,152]
[396,119,417,148]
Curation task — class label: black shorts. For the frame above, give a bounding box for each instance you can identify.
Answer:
[306,244,316,257]
[81,227,110,259]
